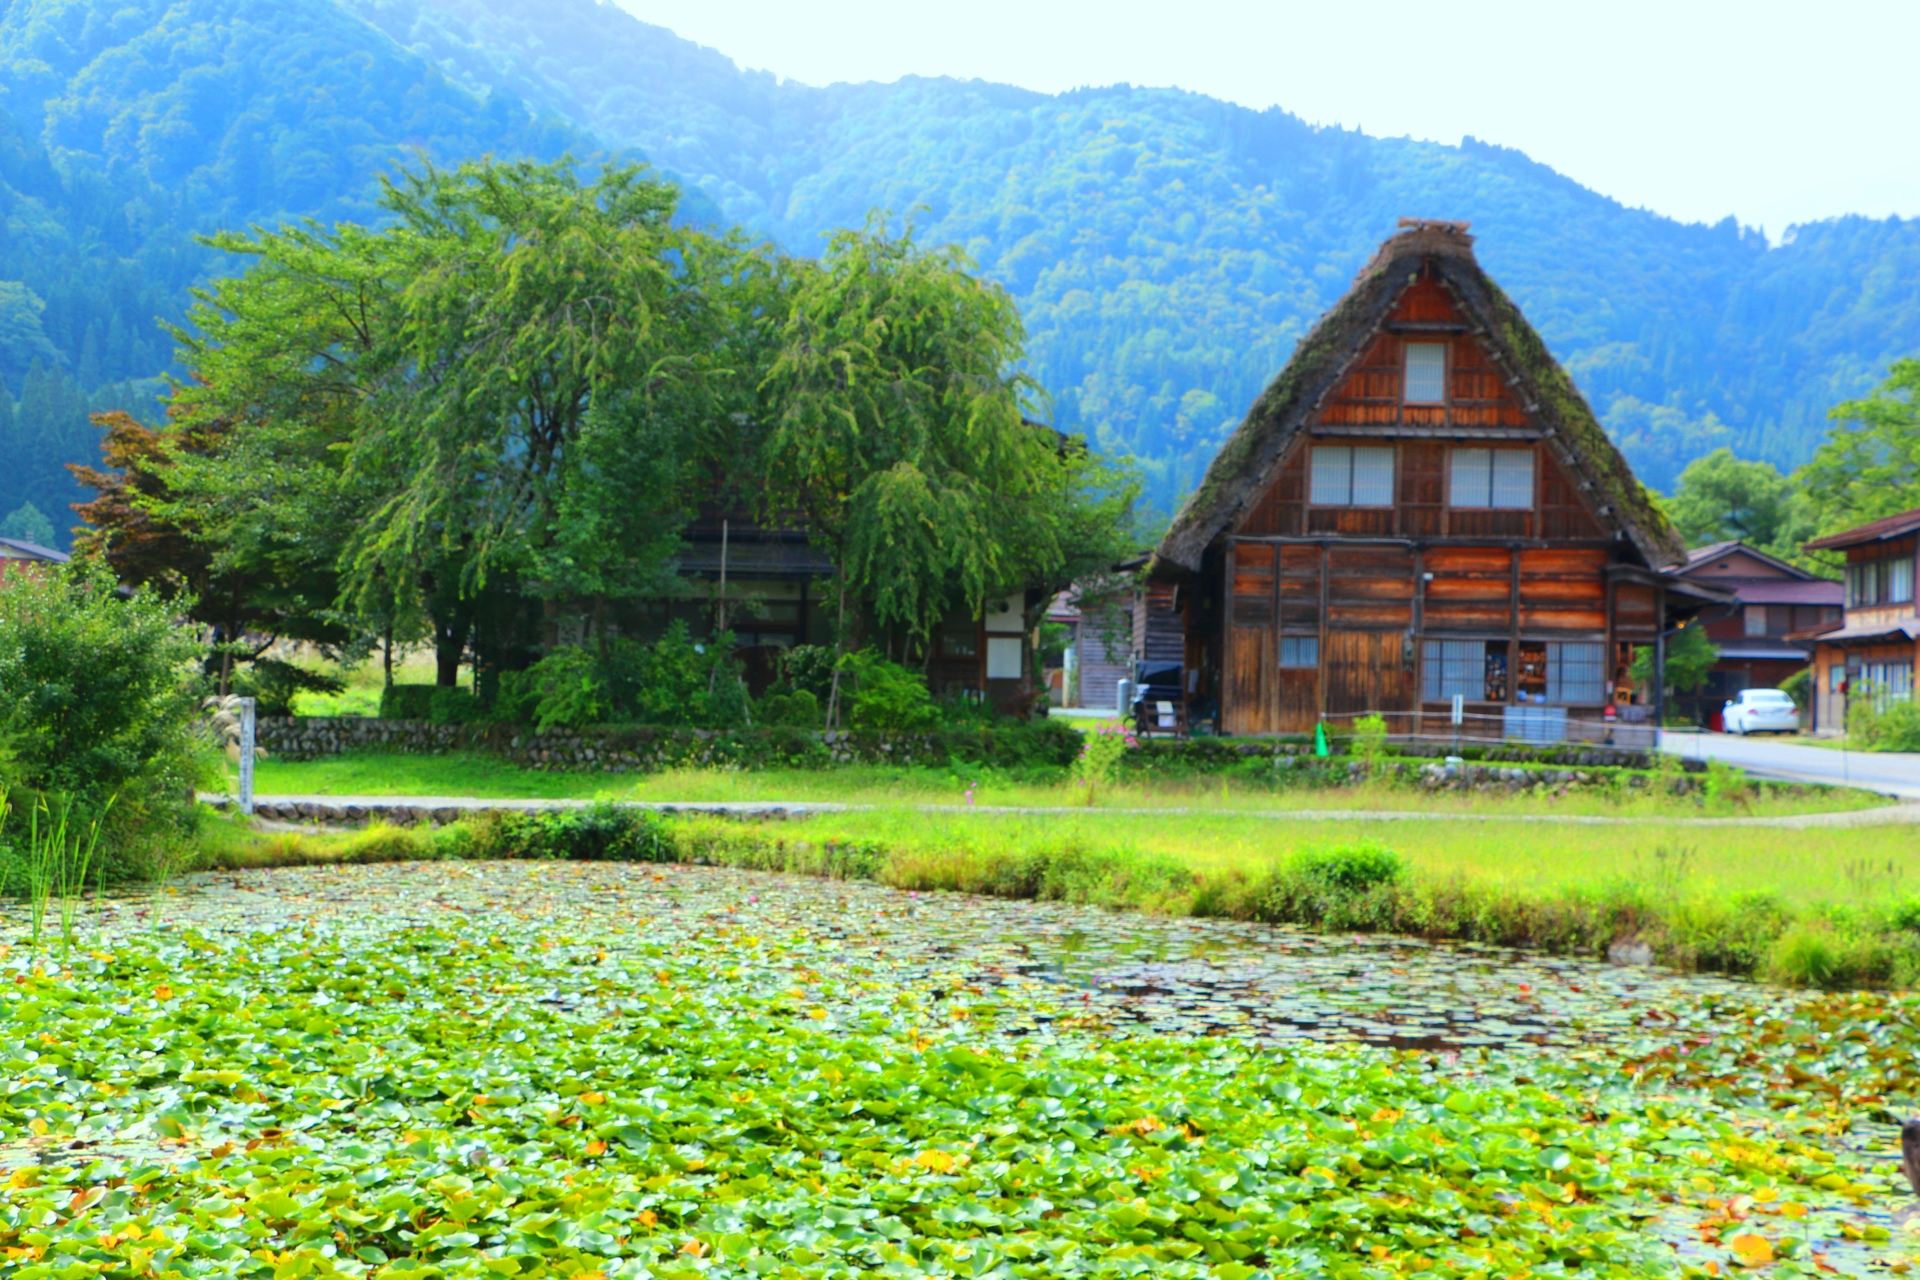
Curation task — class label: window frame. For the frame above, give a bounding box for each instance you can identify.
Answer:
[1448,447,1535,510]
[1278,636,1318,670]
[1308,444,1396,508]
[1403,342,1448,405]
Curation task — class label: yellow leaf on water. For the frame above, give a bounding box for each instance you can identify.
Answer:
[585,1139,607,1157]
[1729,1233,1774,1267]
[154,985,172,1001]
[579,1091,606,1105]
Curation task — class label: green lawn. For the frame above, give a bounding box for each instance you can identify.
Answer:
[250,750,1885,818]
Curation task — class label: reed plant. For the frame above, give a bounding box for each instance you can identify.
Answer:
[20,792,115,962]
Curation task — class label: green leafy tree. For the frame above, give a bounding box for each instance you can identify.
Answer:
[1631,624,1720,696]
[0,501,54,547]
[762,218,1140,652]
[1662,448,1816,562]
[1799,359,1920,537]
[167,158,770,690]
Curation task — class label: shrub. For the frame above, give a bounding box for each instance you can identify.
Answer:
[1291,843,1405,895]
[380,684,437,720]
[466,803,672,862]
[0,565,212,879]
[1072,722,1135,792]
[235,659,345,717]
[756,687,824,728]
[1351,714,1389,768]
[1848,698,1920,751]
[428,687,482,725]
[842,650,939,732]
[1702,759,1753,808]
[781,646,839,701]
[521,624,752,731]
[489,669,542,726]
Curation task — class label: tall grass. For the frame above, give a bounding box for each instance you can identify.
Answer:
[16,792,115,962]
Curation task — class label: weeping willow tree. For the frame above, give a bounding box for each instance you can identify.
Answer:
[762,217,1138,671]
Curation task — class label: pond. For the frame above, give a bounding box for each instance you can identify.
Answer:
[5,860,1914,1276]
[44,859,1789,1052]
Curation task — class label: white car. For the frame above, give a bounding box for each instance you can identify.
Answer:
[1723,688,1800,735]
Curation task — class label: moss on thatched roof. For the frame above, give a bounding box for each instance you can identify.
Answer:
[1153,223,1684,574]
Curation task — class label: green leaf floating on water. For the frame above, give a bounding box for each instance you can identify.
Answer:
[0,867,1914,1279]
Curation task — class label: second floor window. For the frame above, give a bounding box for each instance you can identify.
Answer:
[1309,445,1394,506]
[1450,447,1534,509]
[1404,343,1447,403]
[1847,556,1915,608]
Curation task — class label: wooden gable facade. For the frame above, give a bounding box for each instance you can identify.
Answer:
[1149,221,1711,738]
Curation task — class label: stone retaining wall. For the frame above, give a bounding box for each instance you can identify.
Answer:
[255,716,1691,775]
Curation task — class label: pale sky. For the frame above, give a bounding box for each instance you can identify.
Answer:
[614,0,1917,238]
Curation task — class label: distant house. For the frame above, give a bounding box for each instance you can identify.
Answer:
[1665,541,1841,729]
[1144,219,1731,741]
[0,536,69,583]
[546,505,1045,715]
[1044,590,1133,712]
[1799,509,1920,732]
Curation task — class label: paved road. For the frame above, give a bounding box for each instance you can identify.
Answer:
[1661,729,1920,800]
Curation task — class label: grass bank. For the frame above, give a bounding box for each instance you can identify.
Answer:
[194,802,1920,988]
[249,750,1884,818]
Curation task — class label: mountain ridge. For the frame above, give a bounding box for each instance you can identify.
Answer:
[2,0,1918,540]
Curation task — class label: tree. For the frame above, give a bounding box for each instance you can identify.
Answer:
[70,410,348,693]
[1799,359,1920,537]
[1631,623,1719,696]
[762,218,1139,652]
[1661,447,1816,563]
[0,502,54,547]
[163,158,770,692]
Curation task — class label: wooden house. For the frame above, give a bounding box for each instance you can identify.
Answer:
[1799,508,1920,732]
[1145,220,1728,739]
[1665,541,1840,729]
[554,505,1044,714]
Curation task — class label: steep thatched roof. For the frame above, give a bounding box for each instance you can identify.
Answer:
[1153,222,1684,574]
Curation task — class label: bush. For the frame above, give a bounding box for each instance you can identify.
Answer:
[1071,722,1135,792]
[1848,698,1920,751]
[234,658,345,717]
[781,646,838,702]
[756,687,824,728]
[1291,843,1405,895]
[1351,714,1389,767]
[428,687,482,725]
[842,650,939,732]
[465,803,671,861]
[0,565,211,878]
[520,623,751,731]
[380,684,437,720]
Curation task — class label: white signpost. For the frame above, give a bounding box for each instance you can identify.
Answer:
[237,696,257,816]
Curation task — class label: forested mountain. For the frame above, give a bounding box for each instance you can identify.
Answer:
[0,0,607,545]
[4,0,1920,543]
[339,0,1920,506]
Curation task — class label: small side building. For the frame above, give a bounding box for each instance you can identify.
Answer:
[0,536,69,582]
[1665,541,1841,729]
[1800,509,1920,732]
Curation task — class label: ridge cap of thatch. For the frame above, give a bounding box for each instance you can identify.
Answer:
[1151,223,1683,576]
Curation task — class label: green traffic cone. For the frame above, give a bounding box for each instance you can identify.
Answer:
[1314,722,1330,757]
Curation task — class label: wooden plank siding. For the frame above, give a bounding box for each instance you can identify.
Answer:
[1208,262,1641,734]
